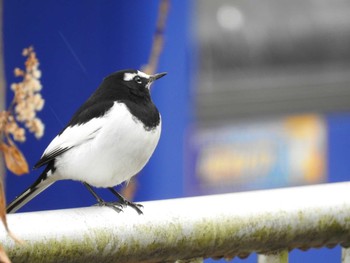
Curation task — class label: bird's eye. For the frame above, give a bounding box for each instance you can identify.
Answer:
[134,76,142,84]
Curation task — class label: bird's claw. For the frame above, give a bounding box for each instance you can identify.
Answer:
[94,201,124,213]
[94,200,143,214]
[124,200,143,215]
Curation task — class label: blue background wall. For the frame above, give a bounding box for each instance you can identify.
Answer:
[4,1,192,210]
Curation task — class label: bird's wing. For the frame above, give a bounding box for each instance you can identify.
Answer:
[34,102,114,169]
[34,147,72,168]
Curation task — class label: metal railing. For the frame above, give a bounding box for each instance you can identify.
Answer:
[1,182,350,262]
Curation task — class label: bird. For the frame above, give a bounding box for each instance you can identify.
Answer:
[7,69,167,214]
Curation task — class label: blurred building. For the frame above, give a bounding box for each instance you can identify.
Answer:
[197,0,350,122]
[190,1,350,262]
[186,0,350,196]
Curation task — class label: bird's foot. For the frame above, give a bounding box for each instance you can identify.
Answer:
[94,201,124,213]
[108,187,144,215]
[121,199,144,215]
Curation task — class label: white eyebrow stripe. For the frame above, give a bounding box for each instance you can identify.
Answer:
[123,73,137,81]
[137,71,151,79]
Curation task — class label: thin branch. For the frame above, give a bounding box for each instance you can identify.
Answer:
[142,0,170,75]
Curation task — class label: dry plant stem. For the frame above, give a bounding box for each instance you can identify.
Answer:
[0,179,21,244]
[0,179,8,232]
[0,245,10,263]
[0,46,43,261]
[9,46,45,141]
[0,47,44,176]
[0,1,12,258]
[143,0,170,75]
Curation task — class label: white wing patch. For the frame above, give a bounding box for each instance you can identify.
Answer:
[41,116,106,160]
[123,71,151,82]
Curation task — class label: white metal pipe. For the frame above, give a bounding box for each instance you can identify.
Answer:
[1,182,350,262]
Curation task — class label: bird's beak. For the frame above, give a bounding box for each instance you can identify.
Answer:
[150,72,167,82]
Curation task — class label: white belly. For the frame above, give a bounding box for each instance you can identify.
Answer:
[53,103,161,187]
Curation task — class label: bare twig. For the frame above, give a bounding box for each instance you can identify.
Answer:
[142,0,170,75]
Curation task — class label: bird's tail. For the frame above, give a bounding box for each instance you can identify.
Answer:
[7,169,55,214]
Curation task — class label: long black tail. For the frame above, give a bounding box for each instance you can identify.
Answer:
[7,168,55,214]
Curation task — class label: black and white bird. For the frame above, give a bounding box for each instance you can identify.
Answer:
[7,69,166,214]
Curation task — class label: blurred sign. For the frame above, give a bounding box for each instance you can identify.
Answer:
[186,114,326,195]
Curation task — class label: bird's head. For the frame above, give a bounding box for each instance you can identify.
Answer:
[122,69,167,90]
[102,69,166,99]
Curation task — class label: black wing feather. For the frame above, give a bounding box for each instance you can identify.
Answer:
[34,147,71,169]
[59,101,114,135]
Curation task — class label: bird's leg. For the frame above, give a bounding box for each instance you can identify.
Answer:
[83,182,123,213]
[108,187,143,215]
